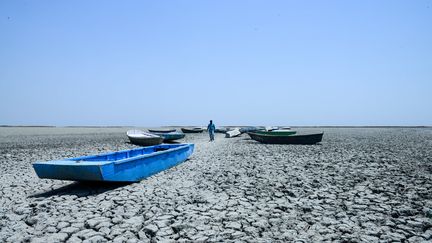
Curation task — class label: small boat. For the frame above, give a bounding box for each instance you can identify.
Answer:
[148,128,176,133]
[248,132,323,145]
[151,132,185,142]
[239,126,263,134]
[127,130,163,146]
[253,130,297,136]
[33,144,194,182]
[215,127,233,133]
[225,128,241,138]
[265,126,279,131]
[279,126,291,130]
[181,127,204,133]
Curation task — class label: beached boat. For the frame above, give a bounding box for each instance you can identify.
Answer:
[151,132,185,142]
[265,126,279,131]
[181,127,204,133]
[148,128,176,133]
[225,128,241,138]
[253,130,297,136]
[239,126,263,134]
[32,144,194,182]
[215,127,232,133]
[127,130,163,146]
[248,132,323,145]
[279,126,291,130]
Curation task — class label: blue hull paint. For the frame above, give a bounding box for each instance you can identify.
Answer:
[32,144,194,182]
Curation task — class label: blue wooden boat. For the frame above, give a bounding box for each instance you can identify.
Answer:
[32,144,194,182]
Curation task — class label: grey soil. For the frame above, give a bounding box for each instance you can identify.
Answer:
[0,127,431,242]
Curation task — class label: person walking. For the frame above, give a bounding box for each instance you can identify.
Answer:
[207,120,216,142]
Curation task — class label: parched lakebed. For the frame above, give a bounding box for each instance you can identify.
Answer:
[0,127,431,242]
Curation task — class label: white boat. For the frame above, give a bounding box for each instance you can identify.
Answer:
[279,126,291,130]
[265,126,278,131]
[127,130,163,146]
[225,128,241,138]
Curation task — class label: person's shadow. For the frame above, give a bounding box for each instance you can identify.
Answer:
[29,181,131,198]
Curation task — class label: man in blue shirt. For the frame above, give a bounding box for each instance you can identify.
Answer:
[207,120,216,141]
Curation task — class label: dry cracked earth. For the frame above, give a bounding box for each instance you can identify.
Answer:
[0,127,431,242]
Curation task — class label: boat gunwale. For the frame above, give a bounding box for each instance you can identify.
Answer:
[111,144,192,165]
[32,144,194,166]
[151,132,185,136]
[252,130,297,136]
[148,129,177,133]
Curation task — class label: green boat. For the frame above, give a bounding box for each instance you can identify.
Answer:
[248,132,323,145]
[253,130,297,136]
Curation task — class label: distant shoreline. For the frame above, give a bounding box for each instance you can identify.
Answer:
[0,125,56,128]
[0,125,129,128]
[291,126,432,128]
[1,125,430,128]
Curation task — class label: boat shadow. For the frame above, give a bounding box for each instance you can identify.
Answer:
[163,141,182,144]
[242,137,259,144]
[30,181,132,198]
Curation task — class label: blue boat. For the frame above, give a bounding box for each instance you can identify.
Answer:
[32,144,194,182]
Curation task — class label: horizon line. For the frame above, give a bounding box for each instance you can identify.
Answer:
[1,125,431,128]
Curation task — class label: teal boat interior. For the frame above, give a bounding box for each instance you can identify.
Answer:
[68,144,185,163]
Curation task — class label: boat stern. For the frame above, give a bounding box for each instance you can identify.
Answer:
[32,160,107,181]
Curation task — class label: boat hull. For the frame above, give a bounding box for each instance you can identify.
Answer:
[248,132,323,145]
[33,144,194,182]
[128,135,163,146]
[181,128,204,133]
[239,127,262,134]
[152,132,185,141]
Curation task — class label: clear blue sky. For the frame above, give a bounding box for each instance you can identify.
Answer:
[1,1,431,126]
